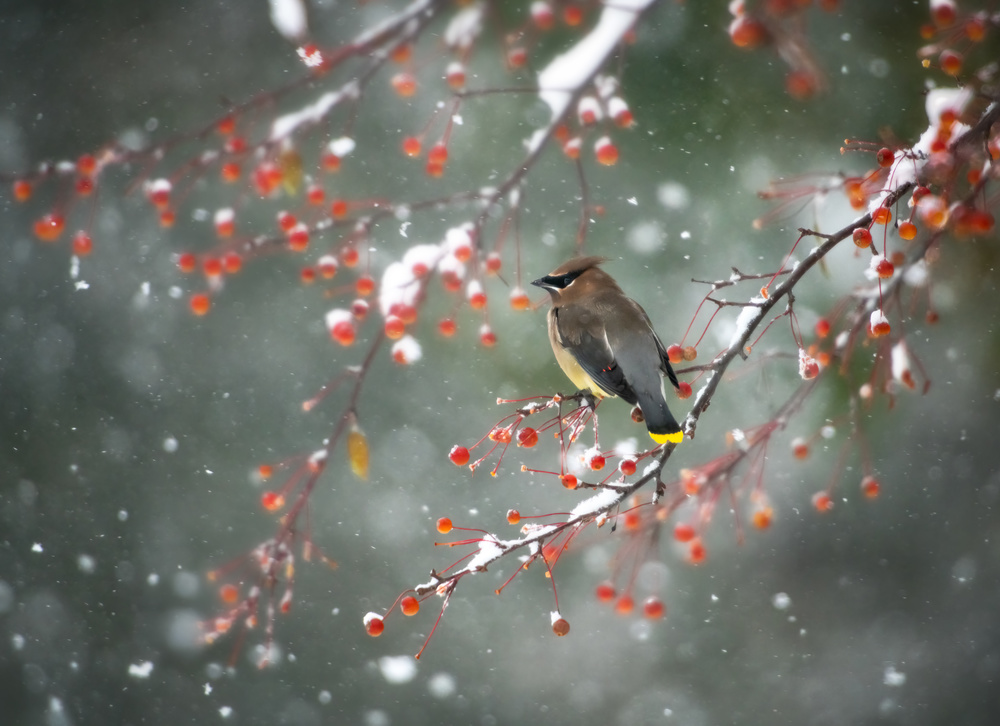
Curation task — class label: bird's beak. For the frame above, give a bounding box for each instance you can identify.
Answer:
[531,276,553,290]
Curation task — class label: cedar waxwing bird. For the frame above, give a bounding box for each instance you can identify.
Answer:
[531,256,684,445]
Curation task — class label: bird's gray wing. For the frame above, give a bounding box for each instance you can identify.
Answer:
[629,299,680,390]
[552,306,637,403]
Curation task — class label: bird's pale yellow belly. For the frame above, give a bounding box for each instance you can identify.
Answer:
[553,343,609,398]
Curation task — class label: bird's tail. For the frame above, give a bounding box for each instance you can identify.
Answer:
[640,393,684,444]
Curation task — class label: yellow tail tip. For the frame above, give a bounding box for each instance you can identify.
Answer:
[650,430,683,445]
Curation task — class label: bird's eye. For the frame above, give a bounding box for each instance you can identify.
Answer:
[558,270,583,287]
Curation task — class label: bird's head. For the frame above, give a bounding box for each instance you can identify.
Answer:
[531,256,615,305]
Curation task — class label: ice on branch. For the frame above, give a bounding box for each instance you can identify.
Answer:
[532,0,655,150]
[870,309,889,331]
[327,137,356,158]
[379,261,422,317]
[391,335,422,365]
[465,534,504,572]
[325,308,353,332]
[271,89,352,142]
[569,488,624,522]
[444,224,474,257]
[268,0,308,43]
[444,3,483,50]
[728,297,766,349]
[891,342,913,389]
[903,260,929,287]
[874,87,973,209]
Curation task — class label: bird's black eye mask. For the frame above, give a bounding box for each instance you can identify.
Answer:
[532,269,584,290]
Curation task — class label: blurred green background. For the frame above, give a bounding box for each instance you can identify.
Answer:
[1,1,999,725]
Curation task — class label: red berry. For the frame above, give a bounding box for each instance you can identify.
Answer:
[351,299,369,319]
[619,458,637,476]
[436,517,453,534]
[785,69,818,100]
[307,185,325,205]
[219,583,239,603]
[321,152,341,172]
[898,221,917,240]
[516,428,538,448]
[341,246,360,268]
[560,474,577,490]
[673,523,696,542]
[676,381,692,399]
[330,320,355,346]
[438,318,457,337]
[563,3,583,26]
[261,491,285,511]
[147,180,171,208]
[507,46,527,68]
[614,595,634,615]
[217,115,235,135]
[400,596,420,616]
[33,213,66,242]
[940,49,962,76]
[13,179,33,202]
[728,16,768,49]
[390,43,411,63]
[853,228,873,248]
[72,231,93,256]
[384,315,405,340]
[391,72,417,97]
[356,275,375,297]
[811,491,834,512]
[288,224,310,251]
[594,136,619,166]
[202,257,223,277]
[815,318,831,338]
[562,137,582,159]
[449,446,470,466]
[666,344,683,364]
[330,199,349,218]
[75,176,94,197]
[752,506,773,529]
[428,143,448,165]
[595,581,616,602]
[873,206,892,225]
[932,1,957,28]
[224,136,246,154]
[506,509,521,525]
[588,454,606,471]
[861,475,880,498]
[445,62,466,90]
[160,207,177,230]
[365,615,384,637]
[177,252,197,273]
[509,289,530,311]
[223,253,242,274]
[551,617,570,637]
[643,596,666,619]
[402,136,421,158]
[189,293,211,316]
[875,148,895,168]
